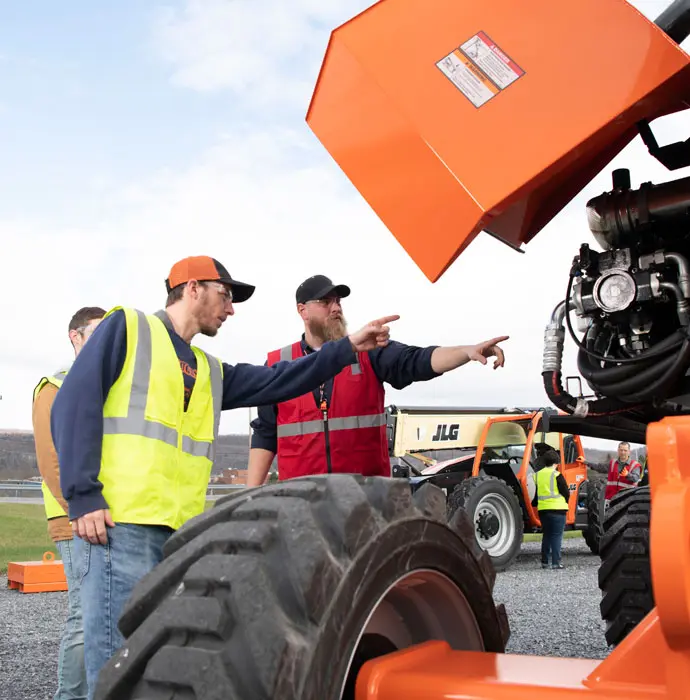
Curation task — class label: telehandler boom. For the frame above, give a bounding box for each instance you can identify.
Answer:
[93,1,690,699]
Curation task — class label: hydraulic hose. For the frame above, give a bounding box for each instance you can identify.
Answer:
[576,329,684,384]
[542,301,638,417]
[577,327,685,394]
[617,338,690,403]
[581,348,678,396]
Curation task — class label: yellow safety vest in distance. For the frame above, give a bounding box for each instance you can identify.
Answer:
[99,307,223,530]
[33,370,70,520]
[536,466,569,511]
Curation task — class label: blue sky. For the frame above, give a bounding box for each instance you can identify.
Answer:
[0,0,688,449]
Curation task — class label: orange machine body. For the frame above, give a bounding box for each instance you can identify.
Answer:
[306,0,690,282]
[7,551,67,593]
[356,415,690,699]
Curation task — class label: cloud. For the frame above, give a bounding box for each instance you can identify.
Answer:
[151,0,376,108]
[1,0,688,456]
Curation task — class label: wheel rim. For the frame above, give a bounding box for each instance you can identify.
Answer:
[473,493,516,558]
[339,569,484,700]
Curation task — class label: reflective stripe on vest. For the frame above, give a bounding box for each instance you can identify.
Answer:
[102,310,222,460]
[536,467,568,510]
[33,371,70,520]
[277,412,386,438]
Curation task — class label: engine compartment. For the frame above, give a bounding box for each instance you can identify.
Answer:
[543,131,690,430]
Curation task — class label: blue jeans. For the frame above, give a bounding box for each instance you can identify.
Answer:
[76,524,172,700]
[55,537,88,700]
[540,510,567,565]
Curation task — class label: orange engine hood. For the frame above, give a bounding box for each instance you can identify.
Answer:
[306,0,690,282]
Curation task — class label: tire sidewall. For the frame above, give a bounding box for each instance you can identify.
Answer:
[306,518,504,700]
[451,478,523,571]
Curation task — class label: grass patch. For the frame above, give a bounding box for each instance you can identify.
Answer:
[0,503,57,575]
[524,530,583,542]
[0,500,218,575]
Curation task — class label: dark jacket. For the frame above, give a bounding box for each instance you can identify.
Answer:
[51,309,361,520]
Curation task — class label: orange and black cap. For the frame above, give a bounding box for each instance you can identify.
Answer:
[165,256,255,303]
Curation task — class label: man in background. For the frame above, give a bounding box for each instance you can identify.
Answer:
[32,306,106,700]
[247,274,508,486]
[604,441,644,501]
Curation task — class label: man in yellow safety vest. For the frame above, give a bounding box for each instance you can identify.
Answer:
[32,306,106,700]
[533,448,571,570]
[49,255,399,699]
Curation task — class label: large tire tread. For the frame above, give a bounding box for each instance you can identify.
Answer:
[98,475,509,700]
[598,486,653,647]
[582,479,606,555]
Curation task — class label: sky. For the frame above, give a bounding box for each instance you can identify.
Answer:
[0,0,687,452]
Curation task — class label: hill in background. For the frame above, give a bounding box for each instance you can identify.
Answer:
[0,431,253,481]
[0,430,645,482]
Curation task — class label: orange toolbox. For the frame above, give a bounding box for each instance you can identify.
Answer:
[7,551,68,593]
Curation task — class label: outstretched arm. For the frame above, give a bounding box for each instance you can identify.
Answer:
[221,315,400,410]
[430,336,509,374]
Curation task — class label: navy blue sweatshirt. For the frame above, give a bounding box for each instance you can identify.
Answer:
[250,335,441,453]
[51,309,358,520]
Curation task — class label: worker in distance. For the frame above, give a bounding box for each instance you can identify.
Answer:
[33,306,106,700]
[50,256,400,699]
[247,274,509,486]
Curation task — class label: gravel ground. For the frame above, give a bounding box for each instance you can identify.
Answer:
[495,537,610,659]
[0,536,608,699]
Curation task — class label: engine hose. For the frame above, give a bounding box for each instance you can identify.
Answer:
[583,349,678,395]
[617,339,690,403]
[578,339,680,390]
[541,370,635,417]
[577,329,684,384]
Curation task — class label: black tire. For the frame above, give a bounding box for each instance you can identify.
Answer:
[598,486,653,647]
[446,475,523,572]
[582,478,606,555]
[95,475,510,700]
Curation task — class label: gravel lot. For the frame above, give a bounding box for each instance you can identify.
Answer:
[0,537,608,699]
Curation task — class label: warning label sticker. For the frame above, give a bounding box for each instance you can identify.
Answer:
[436,31,525,108]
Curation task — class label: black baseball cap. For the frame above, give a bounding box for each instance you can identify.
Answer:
[295,275,351,304]
[165,256,256,303]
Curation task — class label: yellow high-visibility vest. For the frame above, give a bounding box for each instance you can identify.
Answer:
[33,369,70,520]
[99,307,223,530]
[536,466,569,511]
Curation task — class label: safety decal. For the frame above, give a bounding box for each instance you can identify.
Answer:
[436,31,525,108]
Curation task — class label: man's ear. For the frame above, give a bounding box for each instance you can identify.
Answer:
[68,329,79,346]
[186,279,201,299]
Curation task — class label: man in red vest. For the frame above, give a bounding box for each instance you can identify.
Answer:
[604,441,644,500]
[247,274,508,485]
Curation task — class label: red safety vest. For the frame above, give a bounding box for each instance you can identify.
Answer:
[605,458,642,500]
[267,341,389,480]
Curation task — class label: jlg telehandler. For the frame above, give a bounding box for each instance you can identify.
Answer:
[95,0,690,698]
[386,404,594,570]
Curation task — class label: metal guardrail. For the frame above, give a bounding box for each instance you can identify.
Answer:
[0,482,247,500]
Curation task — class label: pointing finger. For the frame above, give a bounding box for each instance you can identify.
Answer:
[482,335,509,347]
[373,315,400,327]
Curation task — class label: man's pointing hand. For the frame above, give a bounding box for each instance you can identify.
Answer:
[349,315,400,352]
